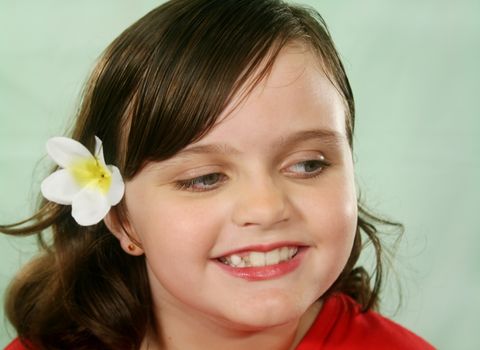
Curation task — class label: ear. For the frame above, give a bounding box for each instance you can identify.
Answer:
[104,209,144,256]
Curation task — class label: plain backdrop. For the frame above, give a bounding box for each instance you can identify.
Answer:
[1,0,479,348]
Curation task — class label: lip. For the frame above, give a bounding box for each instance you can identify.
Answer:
[213,246,308,281]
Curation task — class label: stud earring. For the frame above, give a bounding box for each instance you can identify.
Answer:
[127,243,136,251]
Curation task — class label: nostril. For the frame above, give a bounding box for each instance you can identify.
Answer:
[230,181,291,228]
[232,206,290,228]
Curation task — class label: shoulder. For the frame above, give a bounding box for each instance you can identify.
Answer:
[296,293,436,350]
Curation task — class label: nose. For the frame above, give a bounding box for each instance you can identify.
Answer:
[231,177,290,229]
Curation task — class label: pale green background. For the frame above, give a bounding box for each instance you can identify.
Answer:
[1,0,479,348]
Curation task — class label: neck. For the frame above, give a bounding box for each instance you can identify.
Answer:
[143,300,322,350]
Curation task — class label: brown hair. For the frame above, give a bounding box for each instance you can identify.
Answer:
[1,1,402,349]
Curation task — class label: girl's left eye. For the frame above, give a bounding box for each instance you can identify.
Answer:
[175,173,227,192]
[284,159,329,177]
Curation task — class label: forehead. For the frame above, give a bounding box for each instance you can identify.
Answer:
[190,45,347,148]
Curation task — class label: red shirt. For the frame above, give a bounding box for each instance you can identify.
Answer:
[296,293,435,349]
[4,339,27,350]
[5,293,435,350]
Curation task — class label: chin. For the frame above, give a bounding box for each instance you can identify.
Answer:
[219,291,308,331]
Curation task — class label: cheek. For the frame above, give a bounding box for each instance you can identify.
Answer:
[324,185,357,239]
[301,178,358,258]
[126,190,225,261]
[303,183,358,294]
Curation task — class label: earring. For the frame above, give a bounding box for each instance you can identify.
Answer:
[127,243,136,252]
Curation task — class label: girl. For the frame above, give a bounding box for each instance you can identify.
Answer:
[1,0,435,349]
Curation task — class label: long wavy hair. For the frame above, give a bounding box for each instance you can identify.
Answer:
[1,1,402,349]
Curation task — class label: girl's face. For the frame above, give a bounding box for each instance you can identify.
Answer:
[123,45,357,331]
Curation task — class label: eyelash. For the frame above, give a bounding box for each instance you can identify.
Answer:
[175,173,228,192]
[174,159,330,192]
[284,158,330,178]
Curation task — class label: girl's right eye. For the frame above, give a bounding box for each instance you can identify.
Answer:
[175,173,227,192]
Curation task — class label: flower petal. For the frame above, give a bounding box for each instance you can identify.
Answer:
[94,136,107,167]
[46,137,93,168]
[106,165,125,205]
[71,187,110,226]
[40,169,81,205]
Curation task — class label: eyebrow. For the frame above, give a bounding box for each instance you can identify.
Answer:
[174,129,346,158]
[277,129,346,149]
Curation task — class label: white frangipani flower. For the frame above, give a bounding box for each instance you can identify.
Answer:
[41,136,125,226]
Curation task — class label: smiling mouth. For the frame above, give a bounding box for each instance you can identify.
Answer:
[218,247,299,268]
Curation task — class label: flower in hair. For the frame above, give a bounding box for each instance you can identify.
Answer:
[40,136,124,226]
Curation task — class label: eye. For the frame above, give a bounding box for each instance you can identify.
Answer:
[284,158,329,178]
[175,173,227,192]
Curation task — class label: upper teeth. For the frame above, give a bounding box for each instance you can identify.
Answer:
[220,247,298,268]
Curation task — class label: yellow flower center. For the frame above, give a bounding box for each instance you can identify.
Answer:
[69,157,112,194]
